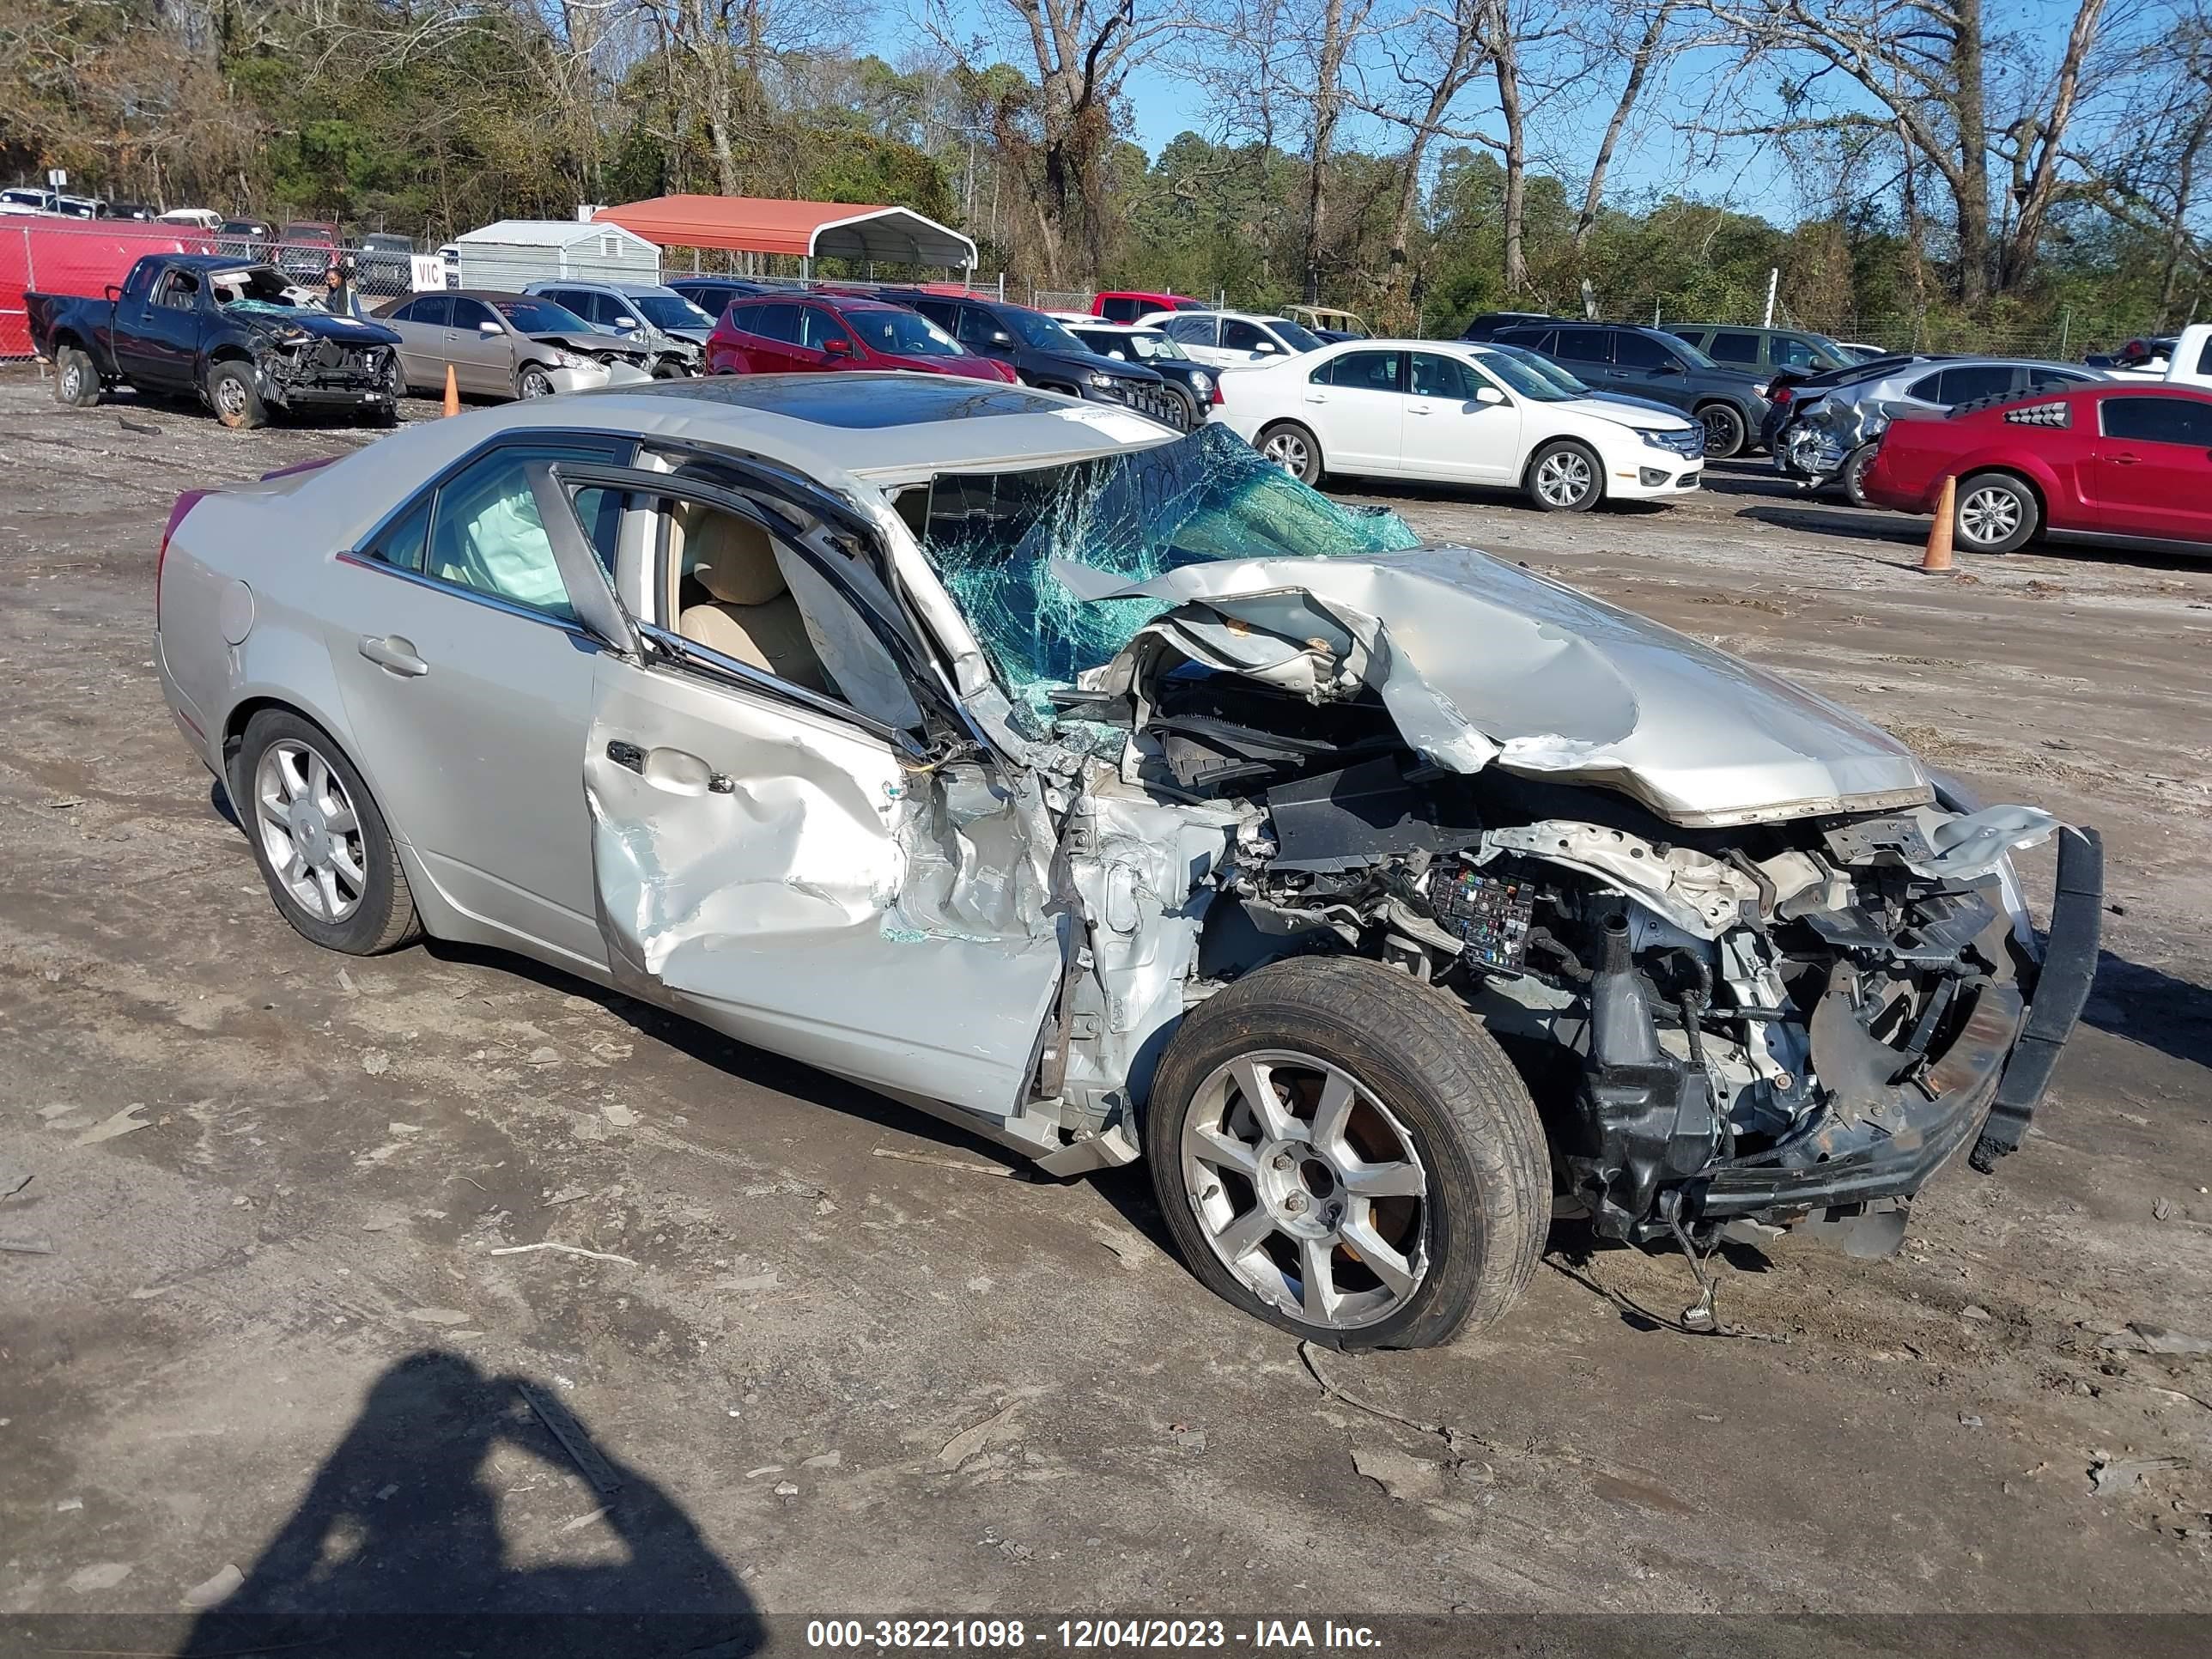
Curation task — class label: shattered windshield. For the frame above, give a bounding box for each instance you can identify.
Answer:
[211,267,300,308]
[921,422,1419,721]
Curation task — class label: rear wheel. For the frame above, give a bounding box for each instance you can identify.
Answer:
[234,710,419,955]
[1697,401,1747,459]
[1525,439,1603,512]
[1146,956,1550,1349]
[1840,442,1879,507]
[1954,471,2040,555]
[207,362,266,430]
[54,345,101,408]
[1257,421,1325,486]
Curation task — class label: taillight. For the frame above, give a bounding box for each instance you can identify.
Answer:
[1210,380,1224,406]
[156,490,212,629]
[1772,384,1793,404]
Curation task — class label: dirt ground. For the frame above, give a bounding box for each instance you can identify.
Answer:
[2,368,2209,1647]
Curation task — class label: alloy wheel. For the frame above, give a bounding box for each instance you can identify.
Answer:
[1534,448,1595,507]
[1700,404,1744,456]
[520,368,553,398]
[1261,430,1311,477]
[1181,1048,1430,1332]
[1958,485,2021,546]
[254,738,367,924]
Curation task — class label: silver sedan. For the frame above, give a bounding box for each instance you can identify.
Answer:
[379,289,655,400]
[155,374,2099,1347]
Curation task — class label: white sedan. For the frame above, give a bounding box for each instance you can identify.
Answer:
[1219,337,1707,511]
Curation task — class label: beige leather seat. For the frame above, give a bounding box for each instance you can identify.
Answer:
[674,506,830,693]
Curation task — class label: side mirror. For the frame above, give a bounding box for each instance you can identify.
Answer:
[1474,384,1507,405]
[989,330,1014,347]
[477,319,501,336]
[105,284,123,302]
[1656,359,1686,374]
[822,337,851,356]
[612,316,638,332]
[1252,340,1280,356]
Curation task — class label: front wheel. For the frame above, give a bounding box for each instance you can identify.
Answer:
[517,364,555,399]
[234,710,421,955]
[1525,439,1602,512]
[207,362,266,430]
[1256,421,1325,486]
[54,345,102,408]
[1698,401,1747,459]
[1161,383,1200,432]
[650,356,691,380]
[1954,471,2040,555]
[1146,956,1551,1349]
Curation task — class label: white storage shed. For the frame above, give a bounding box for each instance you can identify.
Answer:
[448,220,660,290]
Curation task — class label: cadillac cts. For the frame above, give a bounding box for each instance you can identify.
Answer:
[155,374,2101,1347]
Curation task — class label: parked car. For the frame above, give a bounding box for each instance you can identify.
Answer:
[1665,324,1856,378]
[1761,353,1934,451]
[28,253,402,429]
[1141,308,1328,371]
[522,280,709,375]
[1223,337,1705,509]
[705,292,1016,385]
[666,276,769,325]
[53,194,109,219]
[881,289,1182,424]
[1092,289,1209,324]
[1490,321,1772,458]
[1479,341,1689,421]
[158,208,225,233]
[2156,323,2212,390]
[379,290,653,400]
[149,372,2099,1345]
[2084,337,2176,378]
[1285,305,1369,342]
[355,233,416,297]
[1861,383,2212,555]
[108,202,161,222]
[277,221,342,281]
[0,187,57,212]
[1457,311,1556,342]
[217,219,276,258]
[1059,320,1218,428]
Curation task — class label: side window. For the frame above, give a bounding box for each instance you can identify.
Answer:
[362,495,432,574]
[1612,331,1675,369]
[2026,366,2088,390]
[666,496,922,730]
[1934,364,2018,404]
[799,308,853,352]
[2200,337,2212,379]
[2103,397,2212,447]
[1164,314,1218,347]
[727,302,764,335]
[1905,370,1946,402]
[1221,319,1268,352]
[754,302,802,343]
[123,262,157,301]
[1706,331,1761,364]
[956,307,1000,347]
[421,441,627,621]
[154,270,200,310]
[449,298,494,332]
[1554,329,1609,364]
[1322,350,1403,393]
[913,299,960,333]
[1494,326,1553,353]
[386,299,420,324]
[1774,336,1822,368]
[411,295,453,328]
[1410,352,1480,399]
[1101,297,1139,323]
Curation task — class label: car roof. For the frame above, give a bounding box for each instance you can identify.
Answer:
[154,253,286,271]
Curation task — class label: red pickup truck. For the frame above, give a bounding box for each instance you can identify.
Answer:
[1860,381,2212,554]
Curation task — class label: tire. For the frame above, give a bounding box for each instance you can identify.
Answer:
[1146,955,1551,1350]
[1840,442,1878,507]
[233,710,420,955]
[517,363,556,399]
[650,356,690,380]
[1256,421,1325,486]
[54,344,101,408]
[1696,401,1747,459]
[207,361,266,430]
[1524,439,1603,512]
[1953,471,2040,554]
[1162,383,1201,432]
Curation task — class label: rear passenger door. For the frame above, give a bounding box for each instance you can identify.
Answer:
[1304,349,1406,474]
[554,466,1065,1122]
[1551,327,1617,392]
[384,295,453,392]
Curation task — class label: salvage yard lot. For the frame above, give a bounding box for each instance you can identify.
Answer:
[3,366,2209,1631]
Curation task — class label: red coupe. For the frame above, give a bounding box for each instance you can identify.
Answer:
[704,293,1017,383]
[1861,382,2212,554]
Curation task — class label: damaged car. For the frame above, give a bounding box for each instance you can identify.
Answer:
[30,253,403,429]
[153,374,2102,1348]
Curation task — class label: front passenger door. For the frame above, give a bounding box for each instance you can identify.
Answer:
[2089,395,2212,543]
[1405,351,1517,481]
[446,297,515,397]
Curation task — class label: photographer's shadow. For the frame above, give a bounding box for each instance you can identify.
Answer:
[179,1349,759,1658]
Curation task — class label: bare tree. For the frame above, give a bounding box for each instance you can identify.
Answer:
[1569,1,1678,259]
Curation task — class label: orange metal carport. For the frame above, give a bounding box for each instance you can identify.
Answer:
[592,196,976,271]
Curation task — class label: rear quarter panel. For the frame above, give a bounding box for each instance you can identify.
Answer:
[1867,416,2079,520]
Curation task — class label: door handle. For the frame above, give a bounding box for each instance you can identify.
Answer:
[1304,392,1328,404]
[357,634,428,677]
[605,740,734,794]
[1407,403,1432,415]
[2109,452,2142,465]
[605,739,644,773]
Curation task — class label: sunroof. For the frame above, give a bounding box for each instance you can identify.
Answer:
[605,373,1063,429]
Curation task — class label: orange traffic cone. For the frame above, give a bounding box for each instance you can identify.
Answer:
[1920,475,1956,573]
[441,363,460,418]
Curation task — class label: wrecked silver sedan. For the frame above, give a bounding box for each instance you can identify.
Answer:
[155,374,2102,1347]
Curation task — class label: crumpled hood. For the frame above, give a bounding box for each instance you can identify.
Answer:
[529,330,644,357]
[232,310,400,348]
[1068,546,1930,827]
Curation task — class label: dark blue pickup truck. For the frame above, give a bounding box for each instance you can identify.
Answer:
[27,253,403,429]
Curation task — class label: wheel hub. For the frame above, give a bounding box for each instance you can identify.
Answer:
[288,799,331,866]
[1253,1137,1346,1238]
